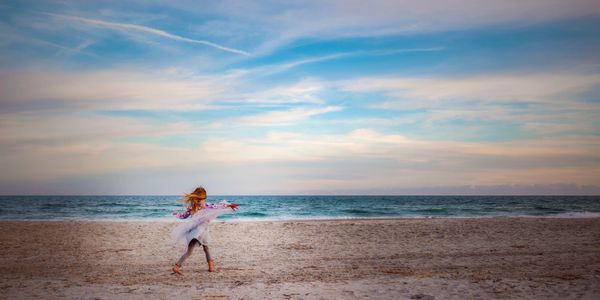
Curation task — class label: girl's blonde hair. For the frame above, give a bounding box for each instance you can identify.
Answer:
[183,187,207,215]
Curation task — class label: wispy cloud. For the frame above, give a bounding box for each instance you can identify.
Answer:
[0,24,98,58]
[0,69,228,111]
[225,78,327,105]
[222,0,600,54]
[337,72,600,138]
[338,72,600,104]
[249,47,445,75]
[0,69,334,112]
[47,13,251,56]
[238,106,343,125]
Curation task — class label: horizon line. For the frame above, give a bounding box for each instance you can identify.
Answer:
[1,194,599,197]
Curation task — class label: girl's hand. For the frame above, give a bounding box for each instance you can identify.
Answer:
[228,203,240,211]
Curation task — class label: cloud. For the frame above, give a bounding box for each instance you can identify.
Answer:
[0,111,201,182]
[225,78,327,105]
[201,0,600,54]
[47,13,250,56]
[247,47,445,75]
[0,69,336,113]
[5,125,598,191]
[332,72,600,139]
[0,69,228,111]
[0,22,98,58]
[0,113,194,147]
[339,72,600,104]
[238,106,343,125]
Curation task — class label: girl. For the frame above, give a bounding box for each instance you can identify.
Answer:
[171,187,239,274]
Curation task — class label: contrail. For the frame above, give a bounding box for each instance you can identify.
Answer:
[48,14,250,56]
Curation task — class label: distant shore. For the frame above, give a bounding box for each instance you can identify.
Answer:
[1,218,599,299]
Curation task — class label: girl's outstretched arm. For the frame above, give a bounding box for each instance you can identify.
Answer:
[194,200,239,221]
[205,201,239,211]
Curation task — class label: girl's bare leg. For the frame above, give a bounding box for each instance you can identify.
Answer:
[203,245,214,272]
[202,245,211,262]
[176,238,201,266]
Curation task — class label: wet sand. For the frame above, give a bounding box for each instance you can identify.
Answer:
[1,218,600,299]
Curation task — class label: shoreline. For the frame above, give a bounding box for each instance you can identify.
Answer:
[2,217,599,299]
[2,213,600,223]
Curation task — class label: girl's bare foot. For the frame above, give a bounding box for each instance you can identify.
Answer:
[207,260,215,272]
[172,263,183,275]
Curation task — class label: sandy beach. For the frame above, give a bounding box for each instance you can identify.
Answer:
[1,218,599,299]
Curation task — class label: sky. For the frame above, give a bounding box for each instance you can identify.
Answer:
[1,0,600,195]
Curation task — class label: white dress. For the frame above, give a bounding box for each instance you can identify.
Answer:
[171,201,232,245]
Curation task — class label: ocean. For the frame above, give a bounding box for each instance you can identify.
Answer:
[1,195,599,221]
